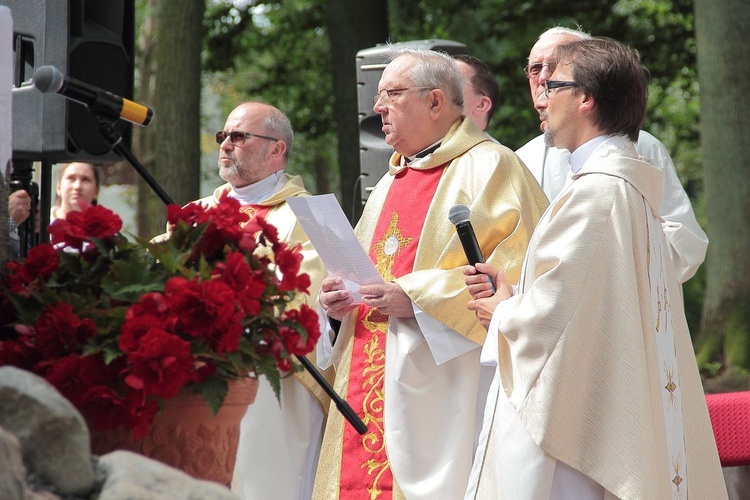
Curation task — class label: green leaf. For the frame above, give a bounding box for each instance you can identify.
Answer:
[193,377,229,416]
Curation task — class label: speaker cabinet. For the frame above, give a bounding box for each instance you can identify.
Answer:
[1,0,135,162]
[355,39,467,206]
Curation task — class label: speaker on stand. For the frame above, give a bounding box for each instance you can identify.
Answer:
[0,0,135,247]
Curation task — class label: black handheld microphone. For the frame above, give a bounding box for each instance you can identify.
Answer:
[32,65,154,127]
[448,204,485,266]
[449,204,495,292]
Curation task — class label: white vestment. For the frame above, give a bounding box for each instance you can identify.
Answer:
[468,136,726,499]
[515,131,708,282]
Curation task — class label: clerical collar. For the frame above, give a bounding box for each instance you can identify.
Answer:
[228,170,285,205]
[403,140,442,165]
[569,135,612,172]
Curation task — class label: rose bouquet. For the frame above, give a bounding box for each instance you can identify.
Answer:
[0,195,319,439]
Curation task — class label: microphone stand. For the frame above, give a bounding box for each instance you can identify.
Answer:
[96,118,174,206]
[95,114,367,435]
[296,355,367,434]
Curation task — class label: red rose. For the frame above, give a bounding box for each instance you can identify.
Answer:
[44,353,114,406]
[214,251,252,293]
[277,358,292,372]
[19,244,59,282]
[209,193,249,230]
[33,303,95,359]
[274,244,309,292]
[124,328,194,399]
[66,204,123,240]
[125,292,170,321]
[80,385,131,431]
[214,321,243,355]
[2,262,28,294]
[0,339,38,371]
[81,386,159,439]
[213,253,266,316]
[119,313,165,353]
[167,201,210,227]
[237,225,258,252]
[167,278,239,338]
[48,218,86,249]
[255,217,279,245]
[282,304,321,355]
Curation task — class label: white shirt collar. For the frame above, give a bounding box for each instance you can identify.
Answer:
[403,139,442,165]
[569,135,612,172]
[228,170,285,205]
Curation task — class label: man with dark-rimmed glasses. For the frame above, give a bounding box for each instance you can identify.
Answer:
[190,100,333,500]
[313,47,547,500]
[464,36,726,500]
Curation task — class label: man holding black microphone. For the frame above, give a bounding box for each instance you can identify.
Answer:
[313,47,547,499]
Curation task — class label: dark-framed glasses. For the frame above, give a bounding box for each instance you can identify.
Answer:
[372,86,434,106]
[543,80,577,97]
[215,130,279,145]
[524,61,556,79]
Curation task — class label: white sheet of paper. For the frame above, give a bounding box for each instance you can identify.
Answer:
[286,194,383,302]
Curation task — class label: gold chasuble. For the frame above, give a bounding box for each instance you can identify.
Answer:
[340,167,444,498]
[313,118,549,500]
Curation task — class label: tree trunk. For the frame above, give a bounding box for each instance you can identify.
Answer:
[327,0,388,224]
[694,0,750,370]
[138,0,204,239]
[135,0,157,238]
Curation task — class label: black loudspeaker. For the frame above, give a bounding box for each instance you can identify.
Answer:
[1,0,135,162]
[355,39,467,205]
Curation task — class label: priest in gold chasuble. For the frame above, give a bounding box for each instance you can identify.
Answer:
[313,49,548,500]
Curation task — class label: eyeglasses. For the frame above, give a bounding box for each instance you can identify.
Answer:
[543,80,577,97]
[372,87,433,106]
[524,61,557,79]
[215,130,279,145]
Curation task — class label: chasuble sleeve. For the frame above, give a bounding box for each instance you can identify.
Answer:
[396,146,548,346]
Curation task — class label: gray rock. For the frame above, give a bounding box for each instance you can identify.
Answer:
[0,367,94,496]
[98,451,239,500]
[0,426,26,500]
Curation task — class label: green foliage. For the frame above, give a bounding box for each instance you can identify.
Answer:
[203,1,337,193]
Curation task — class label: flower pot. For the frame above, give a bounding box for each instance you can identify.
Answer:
[90,377,258,486]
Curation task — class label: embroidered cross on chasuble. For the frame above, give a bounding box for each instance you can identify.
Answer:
[339,165,445,500]
[238,204,272,225]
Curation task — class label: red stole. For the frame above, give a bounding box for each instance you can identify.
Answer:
[339,166,445,499]
[238,204,272,225]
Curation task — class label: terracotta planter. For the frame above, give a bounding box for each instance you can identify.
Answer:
[90,377,258,486]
